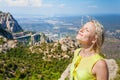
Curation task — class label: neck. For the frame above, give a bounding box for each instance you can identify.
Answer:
[81,44,96,56]
[81,44,92,51]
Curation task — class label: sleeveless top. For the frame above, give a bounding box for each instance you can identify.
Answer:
[70,48,104,80]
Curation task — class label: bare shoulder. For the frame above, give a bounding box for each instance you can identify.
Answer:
[92,59,108,74]
[93,59,108,72]
[92,59,109,80]
[95,59,108,68]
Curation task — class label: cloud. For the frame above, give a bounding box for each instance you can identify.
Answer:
[4,0,42,7]
[42,4,53,7]
[58,4,65,8]
[5,0,28,7]
[88,5,98,8]
[29,0,42,7]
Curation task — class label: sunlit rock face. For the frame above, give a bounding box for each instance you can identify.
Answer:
[0,11,23,33]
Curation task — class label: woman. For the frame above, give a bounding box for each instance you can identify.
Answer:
[70,20,109,80]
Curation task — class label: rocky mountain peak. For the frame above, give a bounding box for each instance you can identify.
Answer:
[0,11,23,33]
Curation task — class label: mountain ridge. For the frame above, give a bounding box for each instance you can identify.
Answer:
[0,11,23,33]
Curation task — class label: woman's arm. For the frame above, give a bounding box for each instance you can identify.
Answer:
[92,60,109,80]
[59,63,71,80]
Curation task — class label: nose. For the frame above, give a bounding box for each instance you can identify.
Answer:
[79,28,83,33]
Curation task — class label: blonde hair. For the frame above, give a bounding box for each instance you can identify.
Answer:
[91,20,105,53]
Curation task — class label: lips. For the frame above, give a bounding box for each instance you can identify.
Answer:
[79,33,83,36]
[76,33,83,40]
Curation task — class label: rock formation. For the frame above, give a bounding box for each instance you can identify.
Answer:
[0,11,23,33]
[29,33,53,46]
[59,36,79,52]
[40,33,47,43]
[30,36,79,60]
[0,36,17,53]
[105,59,118,80]
[0,25,13,39]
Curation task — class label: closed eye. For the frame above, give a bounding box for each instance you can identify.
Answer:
[85,29,89,32]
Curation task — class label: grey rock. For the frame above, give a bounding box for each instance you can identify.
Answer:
[0,12,23,33]
[0,27,13,39]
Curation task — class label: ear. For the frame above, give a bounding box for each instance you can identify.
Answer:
[92,35,97,44]
[92,39,96,44]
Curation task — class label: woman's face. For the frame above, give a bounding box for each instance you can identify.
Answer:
[76,22,96,45]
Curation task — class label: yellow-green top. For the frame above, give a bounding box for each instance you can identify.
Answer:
[70,48,104,80]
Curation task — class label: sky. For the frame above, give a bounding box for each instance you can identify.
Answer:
[0,0,120,16]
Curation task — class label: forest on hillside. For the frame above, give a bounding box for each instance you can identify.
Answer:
[0,37,120,80]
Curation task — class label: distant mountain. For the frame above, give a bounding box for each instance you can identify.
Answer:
[0,11,23,33]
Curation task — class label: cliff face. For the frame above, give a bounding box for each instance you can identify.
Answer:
[0,12,23,33]
[0,27,13,39]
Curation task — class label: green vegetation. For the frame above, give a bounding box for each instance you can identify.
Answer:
[0,37,4,44]
[0,37,119,79]
[0,42,73,80]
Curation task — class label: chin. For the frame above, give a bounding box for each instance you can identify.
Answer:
[76,35,81,40]
[76,36,79,40]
